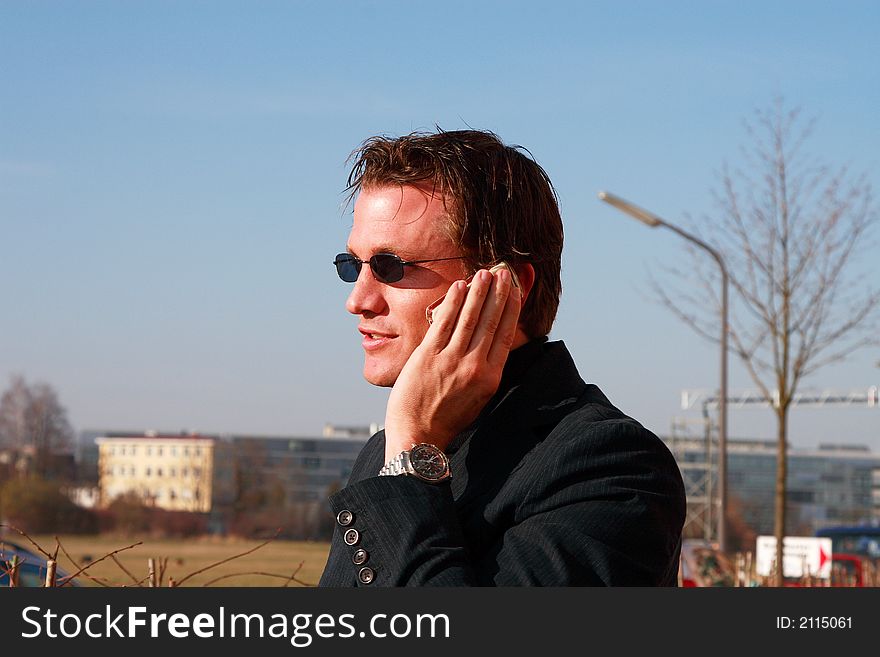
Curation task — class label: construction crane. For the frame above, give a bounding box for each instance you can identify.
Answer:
[668,386,878,545]
[681,386,878,410]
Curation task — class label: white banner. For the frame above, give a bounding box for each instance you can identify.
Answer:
[755,536,833,578]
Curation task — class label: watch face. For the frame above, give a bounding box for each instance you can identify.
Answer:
[409,444,449,481]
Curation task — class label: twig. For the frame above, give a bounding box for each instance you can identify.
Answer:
[282,561,305,588]
[57,541,143,587]
[124,573,153,588]
[201,570,313,587]
[0,523,54,560]
[148,558,157,587]
[55,536,111,588]
[158,556,169,586]
[175,529,281,587]
[110,554,143,587]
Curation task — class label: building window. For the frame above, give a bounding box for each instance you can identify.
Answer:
[157,467,163,477]
[157,447,164,456]
[146,446,152,456]
[195,447,201,456]
[182,467,189,477]
[129,466,135,476]
[145,467,152,477]
[170,467,177,477]
[171,446,177,456]
[184,446,190,456]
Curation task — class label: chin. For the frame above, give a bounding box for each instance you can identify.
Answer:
[362,362,401,388]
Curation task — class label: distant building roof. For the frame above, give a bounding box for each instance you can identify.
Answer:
[818,443,870,452]
[97,432,217,442]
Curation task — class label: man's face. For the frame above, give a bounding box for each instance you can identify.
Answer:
[345,184,469,387]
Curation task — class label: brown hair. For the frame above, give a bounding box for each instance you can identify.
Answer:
[345,129,563,338]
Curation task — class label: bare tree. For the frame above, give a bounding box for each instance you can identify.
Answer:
[0,375,74,478]
[654,99,879,586]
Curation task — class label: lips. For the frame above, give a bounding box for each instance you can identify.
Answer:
[359,328,396,351]
[359,328,395,339]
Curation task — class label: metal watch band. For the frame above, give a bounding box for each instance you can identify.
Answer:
[378,444,450,483]
[378,451,410,477]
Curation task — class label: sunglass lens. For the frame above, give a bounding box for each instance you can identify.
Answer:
[334,254,360,282]
[371,254,405,283]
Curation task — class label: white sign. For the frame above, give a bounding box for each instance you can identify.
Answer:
[755,536,833,578]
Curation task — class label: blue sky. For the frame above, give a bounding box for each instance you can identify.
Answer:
[2,1,878,449]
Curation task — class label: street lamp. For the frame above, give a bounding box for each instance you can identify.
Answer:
[598,190,730,555]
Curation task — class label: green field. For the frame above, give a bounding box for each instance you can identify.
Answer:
[22,534,331,587]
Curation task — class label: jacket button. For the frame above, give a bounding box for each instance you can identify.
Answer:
[352,548,368,565]
[343,528,360,545]
[336,510,354,526]
[358,567,375,585]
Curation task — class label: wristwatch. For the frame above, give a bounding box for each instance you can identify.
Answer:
[378,443,451,483]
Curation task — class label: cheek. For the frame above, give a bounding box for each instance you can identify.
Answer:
[396,292,433,334]
[400,322,429,352]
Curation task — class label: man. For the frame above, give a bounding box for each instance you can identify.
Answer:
[319,129,686,586]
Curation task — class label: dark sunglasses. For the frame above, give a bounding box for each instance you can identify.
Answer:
[333,253,465,284]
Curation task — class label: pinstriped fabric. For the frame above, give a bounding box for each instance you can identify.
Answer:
[319,340,686,587]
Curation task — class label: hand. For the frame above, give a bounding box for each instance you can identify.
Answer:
[383,267,522,461]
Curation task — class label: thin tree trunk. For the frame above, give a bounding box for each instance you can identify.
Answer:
[774,405,788,587]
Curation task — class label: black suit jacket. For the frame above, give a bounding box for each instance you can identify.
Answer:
[319,339,686,586]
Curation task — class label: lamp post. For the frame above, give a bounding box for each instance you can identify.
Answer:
[598,191,729,555]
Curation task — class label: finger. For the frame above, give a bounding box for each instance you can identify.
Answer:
[422,279,468,350]
[486,270,522,368]
[446,269,494,353]
[466,268,513,357]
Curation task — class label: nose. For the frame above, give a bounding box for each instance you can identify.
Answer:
[345,263,388,317]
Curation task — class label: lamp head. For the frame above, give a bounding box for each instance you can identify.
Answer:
[598,191,663,227]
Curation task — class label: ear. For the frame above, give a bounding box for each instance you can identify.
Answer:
[513,263,536,306]
[509,263,537,349]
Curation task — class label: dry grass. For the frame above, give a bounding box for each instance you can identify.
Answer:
[27,534,331,587]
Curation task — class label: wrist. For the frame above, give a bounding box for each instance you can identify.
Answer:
[382,427,424,462]
[383,425,454,461]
